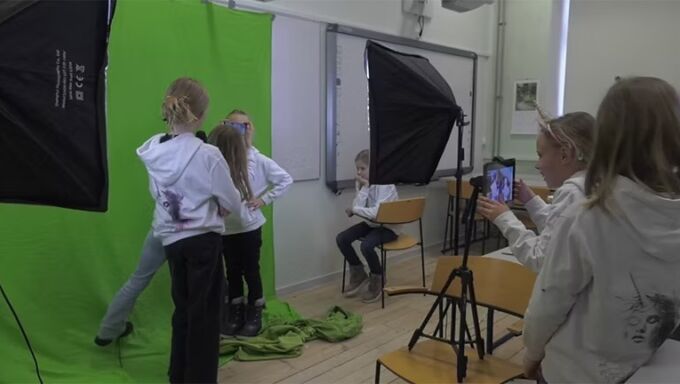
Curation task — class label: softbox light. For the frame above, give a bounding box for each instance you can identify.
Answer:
[366,40,461,185]
[0,0,115,211]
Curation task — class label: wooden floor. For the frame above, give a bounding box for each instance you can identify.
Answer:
[218,247,526,384]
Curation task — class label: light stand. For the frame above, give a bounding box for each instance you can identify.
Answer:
[408,175,486,383]
[452,112,470,255]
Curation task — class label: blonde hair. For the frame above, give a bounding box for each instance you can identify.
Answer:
[208,123,253,201]
[227,109,249,119]
[355,149,369,165]
[161,78,209,128]
[586,76,680,210]
[538,111,595,163]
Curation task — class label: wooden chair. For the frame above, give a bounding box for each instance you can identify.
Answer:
[442,180,489,254]
[341,197,426,308]
[376,256,537,383]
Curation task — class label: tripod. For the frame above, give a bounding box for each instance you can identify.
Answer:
[408,176,485,383]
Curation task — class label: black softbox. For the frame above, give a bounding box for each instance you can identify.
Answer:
[0,0,115,211]
[366,41,461,185]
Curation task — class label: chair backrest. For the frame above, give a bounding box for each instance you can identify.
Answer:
[375,197,426,224]
[447,180,475,199]
[430,256,537,317]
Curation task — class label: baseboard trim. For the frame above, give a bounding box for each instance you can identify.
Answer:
[275,241,443,297]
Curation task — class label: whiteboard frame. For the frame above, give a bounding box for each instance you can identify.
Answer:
[325,24,477,193]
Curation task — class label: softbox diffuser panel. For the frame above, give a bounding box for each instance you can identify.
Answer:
[366,40,460,185]
[0,0,114,211]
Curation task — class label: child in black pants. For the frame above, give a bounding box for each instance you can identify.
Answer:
[138,78,243,383]
[336,150,400,303]
[209,114,292,337]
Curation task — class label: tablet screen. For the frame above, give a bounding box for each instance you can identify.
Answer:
[484,161,515,204]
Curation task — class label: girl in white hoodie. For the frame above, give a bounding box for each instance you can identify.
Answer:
[523,77,680,383]
[137,78,242,384]
[219,110,292,336]
[478,112,595,272]
[337,149,399,303]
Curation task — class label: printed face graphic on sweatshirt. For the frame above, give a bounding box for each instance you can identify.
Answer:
[621,274,678,349]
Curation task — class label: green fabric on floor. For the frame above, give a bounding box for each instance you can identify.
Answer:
[220,306,362,361]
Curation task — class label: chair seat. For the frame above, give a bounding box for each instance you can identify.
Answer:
[378,340,522,383]
[507,320,524,336]
[382,234,418,251]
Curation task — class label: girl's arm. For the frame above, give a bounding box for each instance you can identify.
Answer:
[260,156,293,205]
[493,185,582,271]
[352,185,397,221]
[524,196,550,232]
[493,211,543,272]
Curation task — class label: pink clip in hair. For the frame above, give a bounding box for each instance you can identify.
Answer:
[534,102,553,132]
[535,103,581,158]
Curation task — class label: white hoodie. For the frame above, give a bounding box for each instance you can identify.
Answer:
[523,176,680,383]
[248,147,293,205]
[223,147,293,235]
[137,133,243,246]
[493,171,585,272]
[351,184,400,233]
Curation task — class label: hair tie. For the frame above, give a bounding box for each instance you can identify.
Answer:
[223,121,247,136]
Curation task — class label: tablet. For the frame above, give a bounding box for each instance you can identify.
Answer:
[484,159,516,204]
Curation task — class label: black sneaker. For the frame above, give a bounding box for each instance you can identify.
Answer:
[238,300,264,337]
[221,298,245,337]
[94,321,134,347]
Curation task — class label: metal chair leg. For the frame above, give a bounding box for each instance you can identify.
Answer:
[381,249,386,309]
[487,308,495,355]
[419,219,425,288]
[341,258,346,293]
[375,361,381,384]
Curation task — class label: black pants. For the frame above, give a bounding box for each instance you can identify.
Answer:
[165,232,223,384]
[336,222,397,275]
[223,227,263,303]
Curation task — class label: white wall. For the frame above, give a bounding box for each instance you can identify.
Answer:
[235,0,495,55]
[565,0,680,114]
[229,0,498,291]
[497,0,565,174]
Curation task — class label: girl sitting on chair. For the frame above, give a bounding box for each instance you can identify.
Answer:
[336,149,399,303]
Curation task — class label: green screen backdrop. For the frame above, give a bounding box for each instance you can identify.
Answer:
[0,1,273,382]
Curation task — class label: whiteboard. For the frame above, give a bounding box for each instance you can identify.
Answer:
[326,25,476,192]
[271,15,322,181]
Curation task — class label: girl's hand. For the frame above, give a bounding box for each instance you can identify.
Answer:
[345,208,354,217]
[356,176,369,187]
[478,196,509,221]
[247,198,265,210]
[515,179,536,204]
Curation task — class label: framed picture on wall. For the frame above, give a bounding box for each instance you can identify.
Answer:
[512,79,540,134]
[515,80,538,111]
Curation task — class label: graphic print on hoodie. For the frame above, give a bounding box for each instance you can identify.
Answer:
[161,190,188,229]
[137,132,242,246]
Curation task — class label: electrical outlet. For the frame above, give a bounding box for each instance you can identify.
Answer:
[402,0,433,18]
